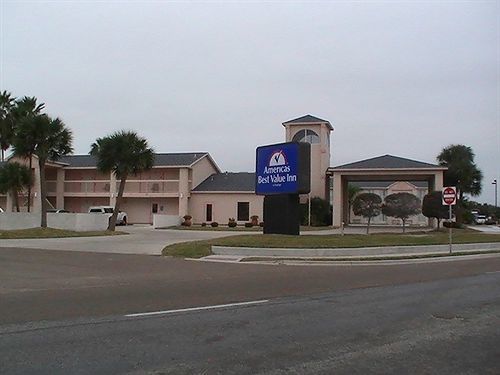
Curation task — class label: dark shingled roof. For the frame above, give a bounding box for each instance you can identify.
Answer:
[58,153,210,168]
[332,155,442,170]
[193,172,255,192]
[282,114,333,130]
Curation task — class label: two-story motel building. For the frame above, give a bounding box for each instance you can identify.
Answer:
[0,115,445,226]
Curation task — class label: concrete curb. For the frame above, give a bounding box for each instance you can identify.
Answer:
[212,242,500,257]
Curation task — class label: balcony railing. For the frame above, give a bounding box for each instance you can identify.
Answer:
[64,181,111,193]
[118,181,179,194]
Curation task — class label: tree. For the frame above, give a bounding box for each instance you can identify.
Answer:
[437,145,482,200]
[382,192,421,233]
[352,193,382,234]
[347,183,361,224]
[11,97,45,212]
[422,191,449,230]
[90,131,154,231]
[14,114,73,227]
[0,162,33,212]
[0,91,16,161]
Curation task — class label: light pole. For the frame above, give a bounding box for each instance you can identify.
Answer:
[493,179,498,207]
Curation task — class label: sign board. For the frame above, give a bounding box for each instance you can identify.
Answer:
[442,186,457,206]
[255,142,310,195]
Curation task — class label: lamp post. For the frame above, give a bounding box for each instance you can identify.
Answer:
[493,179,498,207]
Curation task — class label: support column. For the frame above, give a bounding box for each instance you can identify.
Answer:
[56,168,65,209]
[178,168,189,217]
[6,191,13,212]
[110,172,117,207]
[333,172,343,227]
[32,162,42,213]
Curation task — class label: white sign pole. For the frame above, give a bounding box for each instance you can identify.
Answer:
[449,204,452,254]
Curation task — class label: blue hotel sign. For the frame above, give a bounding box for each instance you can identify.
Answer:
[255,142,310,195]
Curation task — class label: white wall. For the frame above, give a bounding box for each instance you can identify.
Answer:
[153,214,182,228]
[0,213,109,231]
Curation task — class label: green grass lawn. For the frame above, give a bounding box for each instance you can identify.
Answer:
[162,229,500,258]
[0,227,126,239]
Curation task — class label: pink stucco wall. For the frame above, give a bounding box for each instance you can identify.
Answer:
[189,193,264,224]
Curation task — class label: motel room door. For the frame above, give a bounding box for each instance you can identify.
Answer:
[151,202,159,224]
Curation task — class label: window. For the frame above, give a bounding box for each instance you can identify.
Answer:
[237,202,249,221]
[291,129,320,144]
[206,204,213,222]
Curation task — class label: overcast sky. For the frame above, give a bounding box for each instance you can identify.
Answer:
[1,1,499,203]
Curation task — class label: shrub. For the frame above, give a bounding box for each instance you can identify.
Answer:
[211,222,219,227]
[250,215,259,226]
[201,222,207,227]
[300,197,332,226]
[244,222,253,228]
[259,222,264,227]
[182,215,192,227]
[228,218,237,228]
[443,221,462,229]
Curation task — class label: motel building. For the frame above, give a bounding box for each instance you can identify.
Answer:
[0,115,446,227]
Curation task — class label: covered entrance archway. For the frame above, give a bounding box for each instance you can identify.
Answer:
[328,155,446,227]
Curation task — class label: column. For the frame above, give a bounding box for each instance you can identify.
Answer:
[332,172,343,227]
[56,168,65,209]
[6,191,13,212]
[178,168,189,217]
[110,172,117,207]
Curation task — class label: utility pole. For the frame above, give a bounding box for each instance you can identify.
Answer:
[493,179,498,207]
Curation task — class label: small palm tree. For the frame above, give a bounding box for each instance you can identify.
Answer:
[0,162,33,212]
[13,114,73,227]
[0,91,16,161]
[90,131,154,231]
[11,96,45,212]
[347,183,361,224]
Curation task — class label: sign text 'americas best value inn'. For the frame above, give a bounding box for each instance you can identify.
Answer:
[255,142,311,195]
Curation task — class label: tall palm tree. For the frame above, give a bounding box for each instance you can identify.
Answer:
[90,131,154,231]
[0,162,33,212]
[11,97,45,212]
[0,91,16,161]
[13,114,73,227]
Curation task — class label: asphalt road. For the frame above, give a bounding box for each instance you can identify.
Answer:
[0,248,499,374]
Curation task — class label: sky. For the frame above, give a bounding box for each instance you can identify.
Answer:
[1,0,499,204]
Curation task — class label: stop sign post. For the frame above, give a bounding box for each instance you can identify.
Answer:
[442,186,457,253]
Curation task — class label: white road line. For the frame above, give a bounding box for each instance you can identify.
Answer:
[125,299,269,318]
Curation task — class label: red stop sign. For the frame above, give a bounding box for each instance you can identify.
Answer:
[442,187,457,205]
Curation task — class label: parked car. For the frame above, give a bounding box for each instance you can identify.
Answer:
[47,209,70,213]
[474,215,487,225]
[0,207,4,212]
[88,206,128,225]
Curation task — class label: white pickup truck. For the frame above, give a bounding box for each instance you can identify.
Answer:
[88,206,128,225]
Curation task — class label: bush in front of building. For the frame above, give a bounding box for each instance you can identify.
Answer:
[259,222,264,227]
[211,221,219,227]
[201,222,207,227]
[382,192,421,233]
[300,197,332,226]
[228,218,237,228]
[250,215,259,226]
[244,222,253,228]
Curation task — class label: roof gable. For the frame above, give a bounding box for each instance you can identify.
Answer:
[333,155,442,170]
[282,114,333,130]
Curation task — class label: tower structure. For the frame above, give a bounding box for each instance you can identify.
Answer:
[283,115,333,200]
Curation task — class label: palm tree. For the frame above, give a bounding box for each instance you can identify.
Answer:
[13,114,73,227]
[0,91,16,161]
[11,97,45,212]
[0,162,33,212]
[347,183,361,224]
[90,131,154,231]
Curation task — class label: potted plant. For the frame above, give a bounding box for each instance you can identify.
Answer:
[182,215,192,227]
[250,215,259,226]
[228,218,237,228]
